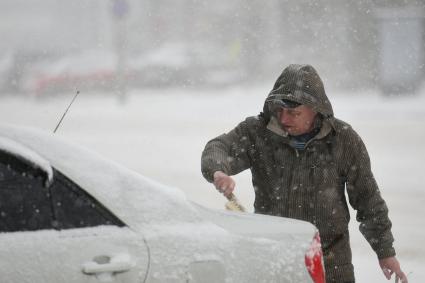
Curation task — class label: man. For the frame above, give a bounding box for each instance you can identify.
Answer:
[201,64,407,283]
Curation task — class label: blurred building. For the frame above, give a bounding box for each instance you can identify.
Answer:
[0,0,424,94]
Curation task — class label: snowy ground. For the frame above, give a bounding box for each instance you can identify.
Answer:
[0,84,424,282]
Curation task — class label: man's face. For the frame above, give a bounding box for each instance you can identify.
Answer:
[278,105,317,136]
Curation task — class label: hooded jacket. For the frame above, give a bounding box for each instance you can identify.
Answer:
[201,64,395,282]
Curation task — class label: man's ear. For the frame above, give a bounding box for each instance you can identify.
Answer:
[312,113,323,128]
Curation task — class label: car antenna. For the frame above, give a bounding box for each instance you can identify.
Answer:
[53,90,80,133]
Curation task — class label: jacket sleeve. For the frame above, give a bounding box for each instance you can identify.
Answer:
[345,128,395,259]
[201,119,253,183]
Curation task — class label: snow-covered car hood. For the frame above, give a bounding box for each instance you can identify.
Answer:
[0,124,316,244]
[192,202,316,241]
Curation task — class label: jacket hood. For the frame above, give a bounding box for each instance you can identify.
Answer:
[263,64,333,120]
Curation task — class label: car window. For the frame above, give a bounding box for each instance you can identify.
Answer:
[0,150,53,232]
[0,150,125,233]
[49,169,125,229]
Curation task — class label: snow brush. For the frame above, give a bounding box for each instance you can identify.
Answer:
[225,193,246,212]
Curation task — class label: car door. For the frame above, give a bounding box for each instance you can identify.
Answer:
[0,151,149,283]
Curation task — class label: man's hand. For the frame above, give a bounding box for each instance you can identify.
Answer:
[213,171,235,198]
[379,257,408,283]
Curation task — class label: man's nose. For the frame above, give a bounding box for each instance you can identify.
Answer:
[279,110,290,124]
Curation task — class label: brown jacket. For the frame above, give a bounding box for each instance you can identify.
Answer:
[201,64,395,282]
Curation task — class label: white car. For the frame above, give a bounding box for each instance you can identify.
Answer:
[0,124,325,283]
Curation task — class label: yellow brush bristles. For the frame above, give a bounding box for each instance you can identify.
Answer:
[225,194,246,212]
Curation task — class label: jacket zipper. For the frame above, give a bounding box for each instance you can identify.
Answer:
[285,147,300,217]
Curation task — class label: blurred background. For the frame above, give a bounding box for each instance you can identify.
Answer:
[1,0,424,98]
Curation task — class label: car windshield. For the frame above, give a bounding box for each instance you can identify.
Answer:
[0,149,125,233]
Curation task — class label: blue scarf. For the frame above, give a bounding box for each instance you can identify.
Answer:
[289,127,321,150]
